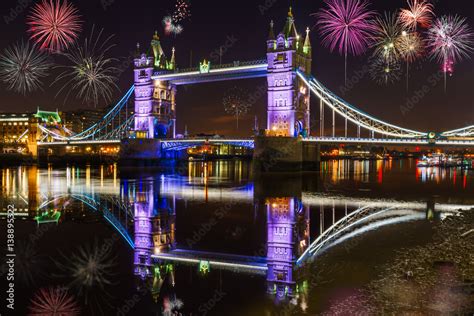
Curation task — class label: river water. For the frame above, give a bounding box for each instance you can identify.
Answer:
[0,159,472,315]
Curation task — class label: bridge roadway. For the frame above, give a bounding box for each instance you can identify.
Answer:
[152,60,268,85]
[36,136,474,148]
[152,249,268,275]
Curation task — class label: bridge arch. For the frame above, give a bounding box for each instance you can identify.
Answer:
[296,206,459,265]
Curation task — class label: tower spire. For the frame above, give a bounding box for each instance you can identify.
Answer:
[283,6,298,39]
[151,31,166,69]
[135,42,141,57]
[303,27,312,55]
[170,47,176,70]
[268,20,275,40]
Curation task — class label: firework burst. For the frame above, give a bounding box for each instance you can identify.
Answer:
[369,55,402,86]
[163,16,183,36]
[27,0,82,53]
[399,0,434,31]
[372,12,403,63]
[314,0,377,84]
[29,287,80,315]
[398,31,424,63]
[0,40,52,95]
[53,27,119,107]
[172,0,191,23]
[427,15,474,90]
[54,239,118,313]
[223,87,250,129]
[15,240,48,286]
[398,31,424,90]
[55,240,117,293]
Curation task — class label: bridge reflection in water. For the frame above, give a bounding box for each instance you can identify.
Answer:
[0,164,472,302]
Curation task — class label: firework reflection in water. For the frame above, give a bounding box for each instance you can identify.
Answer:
[29,287,80,316]
[54,238,118,311]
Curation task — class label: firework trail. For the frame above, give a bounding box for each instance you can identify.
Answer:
[314,0,377,84]
[172,0,191,23]
[52,27,119,107]
[27,0,82,53]
[427,15,474,91]
[397,31,424,90]
[223,87,250,129]
[0,40,52,95]
[399,0,434,31]
[163,16,183,36]
[29,287,80,315]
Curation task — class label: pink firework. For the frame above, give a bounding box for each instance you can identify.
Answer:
[163,16,183,36]
[29,287,80,315]
[427,15,474,90]
[172,0,191,23]
[27,0,82,53]
[399,0,434,31]
[314,0,377,83]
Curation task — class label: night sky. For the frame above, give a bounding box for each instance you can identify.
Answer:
[0,0,473,137]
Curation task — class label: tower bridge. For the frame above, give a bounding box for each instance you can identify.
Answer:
[35,9,474,166]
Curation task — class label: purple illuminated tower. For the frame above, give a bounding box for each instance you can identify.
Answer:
[133,46,155,139]
[133,32,177,139]
[266,197,296,298]
[133,181,155,279]
[266,8,312,137]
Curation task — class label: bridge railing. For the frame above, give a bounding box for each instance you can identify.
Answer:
[154,59,268,75]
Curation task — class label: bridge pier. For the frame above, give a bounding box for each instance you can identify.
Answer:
[253,136,320,173]
[119,138,189,167]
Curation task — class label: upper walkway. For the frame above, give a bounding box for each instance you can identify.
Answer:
[153,60,268,85]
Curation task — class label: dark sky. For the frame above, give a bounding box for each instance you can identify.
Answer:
[0,0,473,136]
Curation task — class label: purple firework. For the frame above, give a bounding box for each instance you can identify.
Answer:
[427,15,474,91]
[314,0,377,83]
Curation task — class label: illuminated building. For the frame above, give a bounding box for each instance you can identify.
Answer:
[152,197,176,254]
[133,32,177,139]
[0,113,33,146]
[63,108,105,133]
[266,8,312,137]
[266,197,297,298]
[133,180,155,279]
[0,109,62,155]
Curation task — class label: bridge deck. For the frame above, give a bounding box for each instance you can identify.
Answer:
[153,60,268,85]
[152,248,267,275]
[37,137,474,147]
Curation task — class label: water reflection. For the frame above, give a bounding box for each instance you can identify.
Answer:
[0,160,473,314]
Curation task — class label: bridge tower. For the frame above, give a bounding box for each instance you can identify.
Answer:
[133,32,177,139]
[266,197,296,298]
[133,180,155,279]
[266,8,312,137]
[133,44,155,139]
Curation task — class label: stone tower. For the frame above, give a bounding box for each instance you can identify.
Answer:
[266,8,312,137]
[266,197,296,298]
[133,44,155,139]
[133,180,155,279]
[133,32,177,139]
